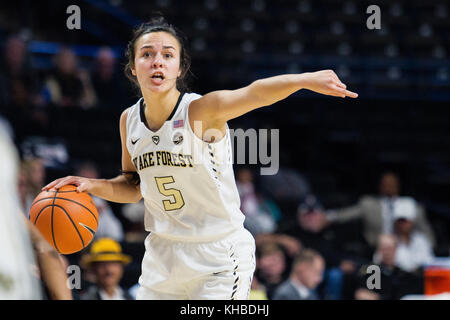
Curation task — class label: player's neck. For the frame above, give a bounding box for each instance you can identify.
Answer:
[141,88,180,131]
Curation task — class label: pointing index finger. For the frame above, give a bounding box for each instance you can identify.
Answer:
[345,90,358,98]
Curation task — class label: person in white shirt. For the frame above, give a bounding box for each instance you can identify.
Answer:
[392,197,434,272]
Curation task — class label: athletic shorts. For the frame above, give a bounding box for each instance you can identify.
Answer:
[136,228,256,300]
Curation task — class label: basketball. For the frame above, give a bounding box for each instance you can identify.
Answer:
[29,184,99,255]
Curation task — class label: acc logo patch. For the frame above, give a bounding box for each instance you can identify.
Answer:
[172,132,184,145]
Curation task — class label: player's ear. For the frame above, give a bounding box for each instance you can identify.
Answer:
[130,63,136,76]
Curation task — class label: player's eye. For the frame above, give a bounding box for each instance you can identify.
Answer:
[143,52,151,58]
[164,53,173,58]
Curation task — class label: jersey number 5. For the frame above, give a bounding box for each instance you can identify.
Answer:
[155,176,185,211]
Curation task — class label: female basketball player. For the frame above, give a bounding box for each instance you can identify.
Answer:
[43,16,357,300]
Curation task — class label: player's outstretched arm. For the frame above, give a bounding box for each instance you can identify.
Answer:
[42,109,142,204]
[189,70,357,135]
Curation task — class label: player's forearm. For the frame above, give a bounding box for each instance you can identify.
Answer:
[90,175,142,203]
[37,249,73,300]
[25,219,72,300]
[202,74,307,123]
[215,73,317,121]
[245,70,356,111]
[248,73,308,107]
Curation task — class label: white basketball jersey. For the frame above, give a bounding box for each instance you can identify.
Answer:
[126,92,245,241]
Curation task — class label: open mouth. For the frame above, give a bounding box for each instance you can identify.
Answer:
[151,72,165,81]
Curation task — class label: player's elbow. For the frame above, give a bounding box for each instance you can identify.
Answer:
[121,193,142,204]
[131,194,143,203]
[129,187,142,203]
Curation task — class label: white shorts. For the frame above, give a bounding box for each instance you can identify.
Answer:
[136,228,256,300]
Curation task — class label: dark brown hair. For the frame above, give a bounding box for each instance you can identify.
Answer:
[124,15,191,92]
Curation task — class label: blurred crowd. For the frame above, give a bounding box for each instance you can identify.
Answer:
[1,32,449,300]
[0,34,133,135]
[239,168,434,300]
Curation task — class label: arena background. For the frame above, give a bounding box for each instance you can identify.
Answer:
[1,0,449,299]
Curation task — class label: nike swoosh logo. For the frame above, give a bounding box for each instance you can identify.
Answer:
[131,138,140,145]
[78,223,96,236]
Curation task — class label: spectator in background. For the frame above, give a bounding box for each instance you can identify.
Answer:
[392,197,434,273]
[76,161,124,242]
[287,195,357,267]
[249,275,268,300]
[273,249,325,300]
[323,172,435,250]
[259,168,311,204]
[354,234,423,300]
[120,200,148,297]
[19,157,46,215]
[18,166,31,215]
[236,167,277,236]
[91,47,129,108]
[290,195,365,299]
[254,242,289,300]
[256,195,365,299]
[121,200,148,243]
[80,238,133,300]
[0,35,48,134]
[120,201,148,297]
[44,47,96,108]
[0,35,41,109]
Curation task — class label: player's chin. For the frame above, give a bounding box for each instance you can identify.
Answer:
[145,82,169,93]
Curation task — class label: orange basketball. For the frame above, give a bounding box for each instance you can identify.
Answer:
[29,184,99,255]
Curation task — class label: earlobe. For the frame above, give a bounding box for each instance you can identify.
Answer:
[131,68,136,76]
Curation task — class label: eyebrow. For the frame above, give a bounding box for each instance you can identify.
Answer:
[140,45,176,51]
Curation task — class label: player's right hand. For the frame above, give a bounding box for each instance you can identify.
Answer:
[42,176,93,193]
